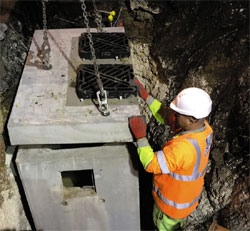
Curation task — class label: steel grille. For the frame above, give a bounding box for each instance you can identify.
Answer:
[76,64,137,99]
[79,33,130,59]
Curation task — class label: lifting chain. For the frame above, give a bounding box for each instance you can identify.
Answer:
[80,0,109,116]
[92,0,103,32]
[41,0,52,70]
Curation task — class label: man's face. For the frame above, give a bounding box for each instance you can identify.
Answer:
[175,112,192,130]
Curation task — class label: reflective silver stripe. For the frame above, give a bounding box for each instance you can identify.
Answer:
[153,184,201,209]
[188,139,201,177]
[157,151,170,174]
[137,138,150,148]
[146,96,155,106]
[168,173,197,181]
[168,139,206,181]
[168,164,207,181]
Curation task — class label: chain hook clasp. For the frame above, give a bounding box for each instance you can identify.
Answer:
[81,0,109,116]
[97,90,110,116]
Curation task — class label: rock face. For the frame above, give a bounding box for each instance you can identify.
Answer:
[127,0,249,230]
[0,1,33,230]
[0,165,31,230]
[0,0,249,230]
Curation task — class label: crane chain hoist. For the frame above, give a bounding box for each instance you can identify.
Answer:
[92,0,103,32]
[80,0,110,116]
[40,0,112,116]
[41,0,52,70]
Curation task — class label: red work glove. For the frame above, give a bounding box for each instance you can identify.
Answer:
[129,116,147,139]
[131,79,149,100]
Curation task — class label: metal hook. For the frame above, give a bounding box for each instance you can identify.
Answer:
[97,90,110,116]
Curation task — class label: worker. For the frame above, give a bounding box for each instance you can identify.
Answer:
[129,79,213,231]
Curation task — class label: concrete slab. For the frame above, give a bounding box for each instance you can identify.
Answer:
[16,144,140,230]
[7,27,140,145]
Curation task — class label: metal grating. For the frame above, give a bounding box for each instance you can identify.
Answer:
[76,64,137,99]
[79,33,130,59]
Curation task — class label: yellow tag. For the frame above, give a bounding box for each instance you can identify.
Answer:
[108,15,113,21]
[110,11,116,16]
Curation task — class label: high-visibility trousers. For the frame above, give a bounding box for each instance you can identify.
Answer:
[153,203,183,231]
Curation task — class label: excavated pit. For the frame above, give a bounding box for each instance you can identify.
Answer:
[0,1,249,230]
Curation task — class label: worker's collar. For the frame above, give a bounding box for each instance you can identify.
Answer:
[179,123,206,135]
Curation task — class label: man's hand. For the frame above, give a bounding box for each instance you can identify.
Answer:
[129,116,147,139]
[131,79,149,100]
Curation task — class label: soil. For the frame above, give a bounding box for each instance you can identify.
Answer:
[0,0,249,230]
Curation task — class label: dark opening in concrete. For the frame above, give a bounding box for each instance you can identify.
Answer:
[61,169,96,191]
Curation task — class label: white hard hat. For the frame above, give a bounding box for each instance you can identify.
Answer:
[170,87,212,119]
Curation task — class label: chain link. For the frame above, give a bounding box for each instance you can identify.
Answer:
[80,0,109,116]
[41,0,52,70]
[80,0,103,94]
[92,0,103,32]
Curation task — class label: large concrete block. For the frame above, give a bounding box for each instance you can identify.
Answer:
[16,144,140,230]
[7,27,140,145]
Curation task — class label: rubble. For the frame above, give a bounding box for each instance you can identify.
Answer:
[0,0,249,230]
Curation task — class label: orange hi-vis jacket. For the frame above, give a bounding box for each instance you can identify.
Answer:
[137,96,213,219]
